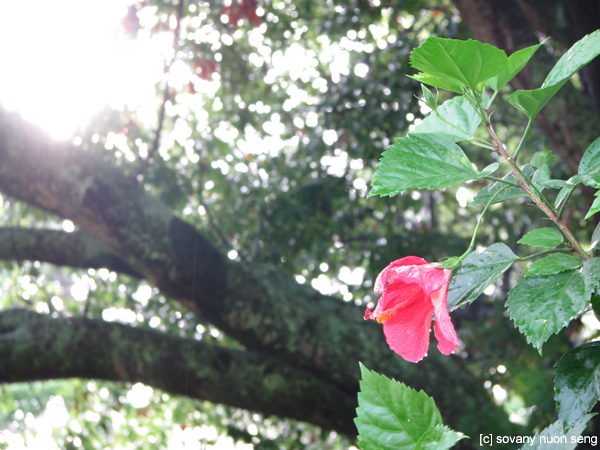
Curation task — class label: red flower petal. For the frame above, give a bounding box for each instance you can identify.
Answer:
[374,256,428,293]
[366,257,459,362]
[431,280,460,355]
[381,283,433,362]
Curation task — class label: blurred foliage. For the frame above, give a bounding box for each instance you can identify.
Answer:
[1,0,599,448]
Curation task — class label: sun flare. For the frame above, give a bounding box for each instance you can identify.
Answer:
[0,0,163,140]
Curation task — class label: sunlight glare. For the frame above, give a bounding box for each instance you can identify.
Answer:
[0,0,163,140]
[455,186,471,207]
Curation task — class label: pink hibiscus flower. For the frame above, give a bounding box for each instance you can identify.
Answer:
[364,256,459,363]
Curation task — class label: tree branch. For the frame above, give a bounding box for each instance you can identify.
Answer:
[0,227,141,278]
[0,308,356,435]
[0,107,516,441]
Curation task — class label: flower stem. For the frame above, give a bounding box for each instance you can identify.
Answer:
[457,185,510,264]
[486,90,499,109]
[512,119,533,162]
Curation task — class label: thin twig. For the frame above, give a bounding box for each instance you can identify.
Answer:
[135,0,186,178]
[197,156,232,250]
[136,89,170,178]
[202,199,232,250]
[250,205,263,261]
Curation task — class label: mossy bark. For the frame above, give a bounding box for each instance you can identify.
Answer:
[0,309,356,434]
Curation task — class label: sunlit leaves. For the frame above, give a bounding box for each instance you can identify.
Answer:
[555,342,600,429]
[408,73,464,94]
[544,29,600,86]
[355,364,465,450]
[518,228,564,248]
[508,29,600,119]
[369,135,483,197]
[410,37,507,93]
[507,271,587,352]
[487,40,546,91]
[447,243,518,311]
[410,95,481,142]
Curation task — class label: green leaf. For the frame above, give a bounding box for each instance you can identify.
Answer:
[447,243,518,310]
[531,165,550,190]
[582,258,600,299]
[508,29,600,119]
[538,180,566,189]
[520,415,595,449]
[518,228,564,248]
[544,30,600,86]
[555,342,600,430]
[507,271,587,352]
[536,180,566,190]
[525,254,582,276]
[410,37,507,93]
[419,426,466,450]
[487,40,546,91]
[408,73,464,94]
[410,95,482,142]
[583,257,600,324]
[555,184,576,210]
[507,83,564,119]
[571,173,600,189]
[368,135,481,198]
[530,165,566,190]
[355,364,465,450]
[578,136,600,176]
[591,222,600,252]
[592,294,600,322]
[470,164,535,207]
[480,162,499,177]
[531,150,557,169]
[584,192,600,220]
